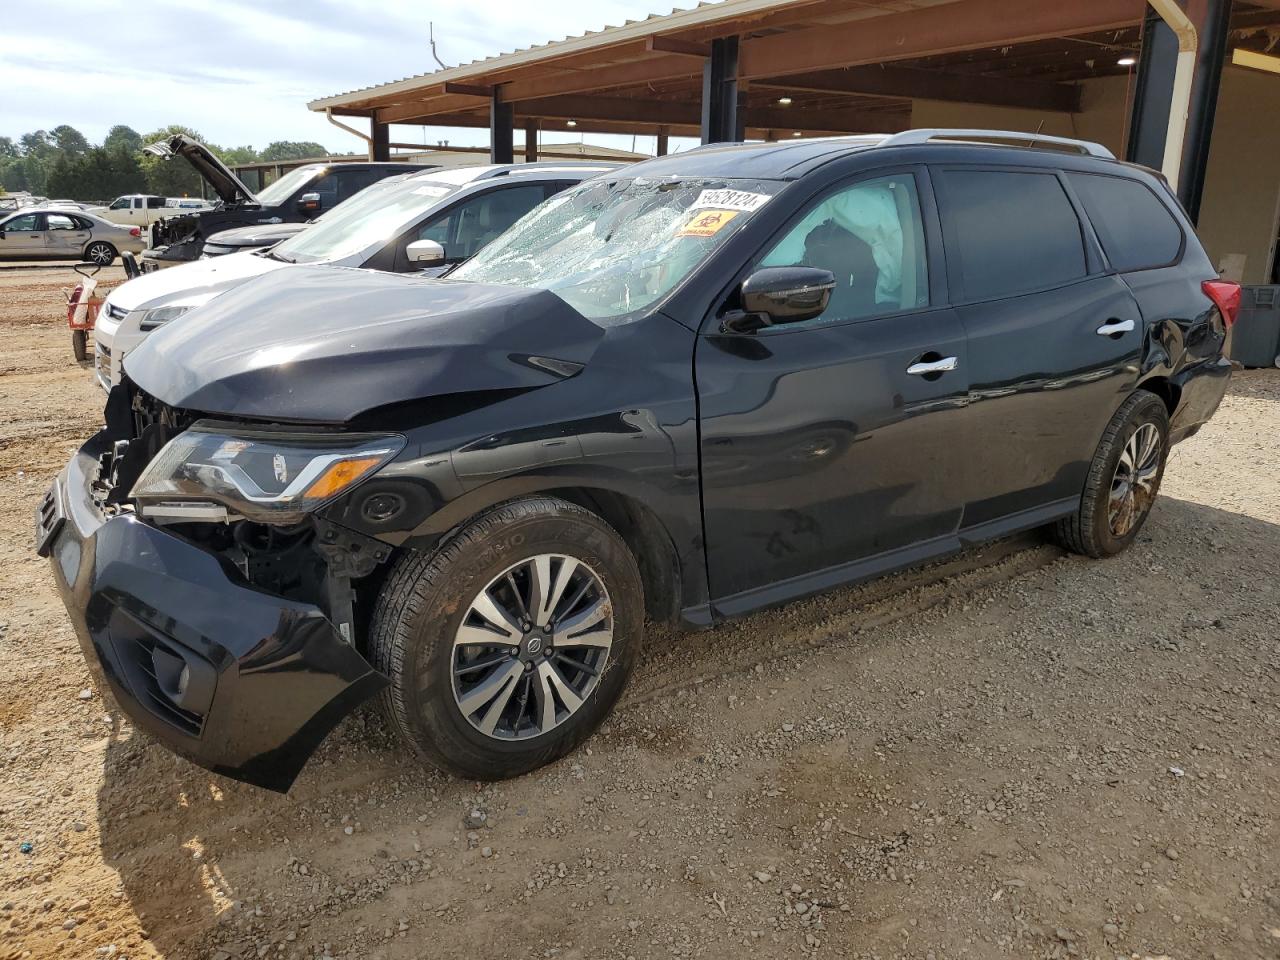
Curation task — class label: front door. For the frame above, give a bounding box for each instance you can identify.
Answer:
[0,213,45,256]
[931,166,1143,526]
[696,171,969,612]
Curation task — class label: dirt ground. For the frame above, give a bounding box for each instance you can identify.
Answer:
[0,262,1277,960]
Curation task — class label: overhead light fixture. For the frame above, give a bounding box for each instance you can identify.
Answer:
[777,96,793,106]
[566,119,577,127]
[792,131,803,137]
[1117,56,1137,66]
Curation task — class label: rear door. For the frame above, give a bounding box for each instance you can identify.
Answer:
[696,169,970,611]
[0,213,45,256]
[932,165,1143,528]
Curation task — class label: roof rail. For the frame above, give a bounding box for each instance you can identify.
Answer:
[880,128,1115,160]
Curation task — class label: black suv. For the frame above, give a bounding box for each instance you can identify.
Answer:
[39,130,1238,791]
[143,134,423,264]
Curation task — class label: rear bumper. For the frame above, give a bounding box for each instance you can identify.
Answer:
[39,431,387,792]
[1169,355,1232,444]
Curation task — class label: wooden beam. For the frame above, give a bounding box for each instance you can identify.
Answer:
[443,82,495,97]
[754,64,1081,113]
[377,93,496,124]
[499,54,701,102]
[739,0,1145,79]
[511,94,907,134]
[647,35,712,58]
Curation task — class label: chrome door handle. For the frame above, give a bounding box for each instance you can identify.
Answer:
[1096,318,1135,336]
[906,356,958,376]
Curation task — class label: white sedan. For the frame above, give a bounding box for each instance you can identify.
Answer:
[0,208,146,265]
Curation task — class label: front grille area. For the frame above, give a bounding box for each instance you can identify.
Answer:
[105,303,127,322]
[94,342,112,388]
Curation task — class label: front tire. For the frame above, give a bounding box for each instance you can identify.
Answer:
[84,241,116,266]
[368,497,643,780]
[1053,390,1170,558]
[70,329,88,362]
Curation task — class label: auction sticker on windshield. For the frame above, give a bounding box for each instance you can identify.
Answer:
[691,189,771,212]
[678,209,739,238]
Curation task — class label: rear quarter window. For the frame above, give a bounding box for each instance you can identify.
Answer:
[1066,172,1183,272]
[937,169,1087,302]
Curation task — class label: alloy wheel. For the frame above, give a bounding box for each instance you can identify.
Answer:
[452,554,613,740]
[1108,422,1162,537]
[86,243,113,266]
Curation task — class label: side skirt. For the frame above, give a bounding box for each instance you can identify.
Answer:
[708,497,1078,623]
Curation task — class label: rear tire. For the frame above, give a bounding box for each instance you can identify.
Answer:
[84,241,116,266]
[368,497,643,780]
[1053,390,1169,558]
[70,329,88,362]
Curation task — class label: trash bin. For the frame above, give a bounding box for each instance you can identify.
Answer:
[1229,285,1280,368]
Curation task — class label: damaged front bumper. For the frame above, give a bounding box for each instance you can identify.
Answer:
[37,430,387,792]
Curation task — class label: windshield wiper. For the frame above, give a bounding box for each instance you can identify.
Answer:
[267,249,296,264]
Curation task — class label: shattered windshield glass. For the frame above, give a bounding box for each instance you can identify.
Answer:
[450,176,783,321]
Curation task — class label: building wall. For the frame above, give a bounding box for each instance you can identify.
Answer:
[1197,66,1280,284]
[911,68,1280,283]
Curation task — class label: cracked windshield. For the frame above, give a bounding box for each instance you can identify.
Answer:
[450,177,783,320]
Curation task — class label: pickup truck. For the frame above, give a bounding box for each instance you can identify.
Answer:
[97,195,210,228]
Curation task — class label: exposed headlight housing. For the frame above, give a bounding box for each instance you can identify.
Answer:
[130,424,405,523]
[137,304,194,332]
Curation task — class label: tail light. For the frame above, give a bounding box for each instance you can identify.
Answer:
[1202,279,1241,327]
[129,226,142,238]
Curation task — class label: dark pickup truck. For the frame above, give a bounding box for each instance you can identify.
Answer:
[142,135,424,265]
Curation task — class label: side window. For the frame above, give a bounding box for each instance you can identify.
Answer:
[1067,172,1183,271]
[419,185,549,261]
[937,169,1086,301]
[758,173,929,325]
[47,214,76,230]
[333,168,380,202]
[5,214,41,232]
[146,196,167,209]
[132,198,144,209]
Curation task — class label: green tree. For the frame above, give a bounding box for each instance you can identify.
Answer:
[103,124,143,155]
[139,124,209,197]
[259,140,328,162]
[50,124,90,158]
[217,145,259,166]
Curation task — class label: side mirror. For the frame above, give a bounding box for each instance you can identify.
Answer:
[297,192,322,213]
[724,266,836,333]
[406,238,446,265]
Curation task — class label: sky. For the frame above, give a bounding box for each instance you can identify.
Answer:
[0,0,709,155]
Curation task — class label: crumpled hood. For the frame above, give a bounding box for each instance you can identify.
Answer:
[107,250,282,312]
[124,265,606,422]
[143,134,257,205]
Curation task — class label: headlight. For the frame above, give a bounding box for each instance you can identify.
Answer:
[137,304,194,331]
[131,424,405,523]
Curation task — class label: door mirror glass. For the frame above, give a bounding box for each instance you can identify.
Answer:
[729,266,836,331]
[297,192,322,213]
[406,238,446,264]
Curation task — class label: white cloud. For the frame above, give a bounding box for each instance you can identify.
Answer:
[1,0,709,154]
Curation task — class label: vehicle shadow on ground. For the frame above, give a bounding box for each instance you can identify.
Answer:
[93,494,1276,959]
